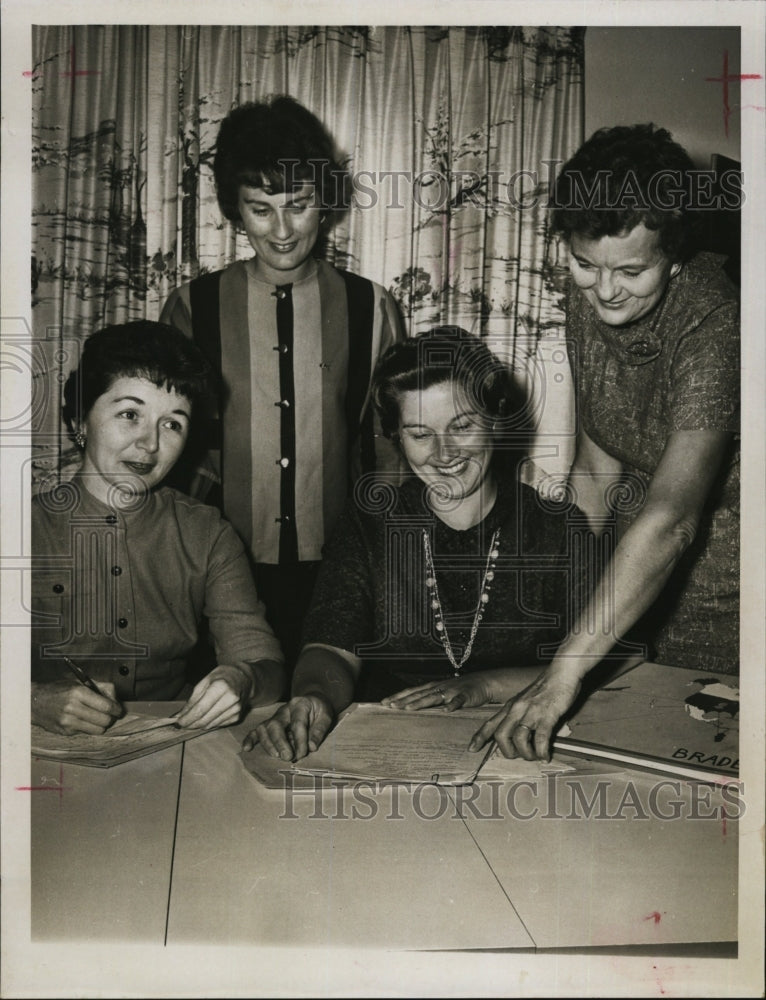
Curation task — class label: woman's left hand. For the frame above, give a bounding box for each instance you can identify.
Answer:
[382,673,494,712]
[468,668,582,761]
[175,665,251,730]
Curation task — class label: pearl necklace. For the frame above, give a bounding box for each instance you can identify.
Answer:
[423,527,501,677]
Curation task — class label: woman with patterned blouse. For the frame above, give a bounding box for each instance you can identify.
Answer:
[470,124,739,762]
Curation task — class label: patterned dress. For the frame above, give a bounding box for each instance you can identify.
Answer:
[567,252,739,674]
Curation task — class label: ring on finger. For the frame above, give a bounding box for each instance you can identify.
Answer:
[436,687,447,703]
[516,723,532,731]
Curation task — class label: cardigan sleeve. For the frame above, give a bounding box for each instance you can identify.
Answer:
[300,502,377,655]
[518,482,602,659]
[202,514,284,667]
[370,285,407,479]
[159,284,193,335]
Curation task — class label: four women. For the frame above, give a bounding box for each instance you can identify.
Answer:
[33,114,740,762]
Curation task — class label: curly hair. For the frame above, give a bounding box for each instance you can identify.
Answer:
[372,328,519,441]
[213,96,348,222]
[551,123,700,261]
[63,321,214,437]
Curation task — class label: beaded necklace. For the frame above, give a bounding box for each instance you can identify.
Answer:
[422,527,501,677]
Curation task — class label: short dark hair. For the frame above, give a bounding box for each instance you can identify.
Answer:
[213,96,348,222]
[551,123,699,261]
[63,321,213,436]
[373,328,517,441]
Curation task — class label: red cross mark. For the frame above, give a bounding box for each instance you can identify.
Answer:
[16,763,69,802]
[23,45,102,84]
[59,45,102,86]
[706,50,763,137]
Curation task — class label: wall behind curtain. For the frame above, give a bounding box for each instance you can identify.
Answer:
[31,24,584,485]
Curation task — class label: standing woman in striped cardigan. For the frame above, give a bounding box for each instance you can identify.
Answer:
[161,96,403,665]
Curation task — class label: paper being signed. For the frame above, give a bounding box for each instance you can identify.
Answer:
[31,712,204,767]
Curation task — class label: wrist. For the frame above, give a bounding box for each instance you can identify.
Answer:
[216,663,255,701]
[295,688,337,715]
[545,655,591,687]
[475,671,503,703]
[247,658,285,705]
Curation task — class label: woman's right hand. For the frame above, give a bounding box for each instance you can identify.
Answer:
[241,695,334,761]
[468,667,582,761]
[31,681,123,735]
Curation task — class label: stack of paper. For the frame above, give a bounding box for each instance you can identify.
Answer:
[31,712,205,767]
[290,704,494,785]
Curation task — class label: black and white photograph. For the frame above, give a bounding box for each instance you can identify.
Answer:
[1,1,764,996]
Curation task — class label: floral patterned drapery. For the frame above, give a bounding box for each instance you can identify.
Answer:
[31,24,584,483]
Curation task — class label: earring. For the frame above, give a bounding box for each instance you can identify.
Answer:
[75,430,86,449]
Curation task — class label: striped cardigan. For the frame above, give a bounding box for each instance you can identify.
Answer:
[161,258,403,564]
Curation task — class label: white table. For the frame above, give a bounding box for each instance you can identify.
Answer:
[31,741,182,942]
[30,704,738,953]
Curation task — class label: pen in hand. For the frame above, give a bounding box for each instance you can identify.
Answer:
[30,656,122,736]
[61,656,124,724]
[61,655,125,720]
[61,655,106,696]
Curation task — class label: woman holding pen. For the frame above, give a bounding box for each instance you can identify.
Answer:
[31,321,285,736]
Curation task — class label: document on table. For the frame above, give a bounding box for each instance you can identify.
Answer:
[290,703,494,785]
[31,712,205,767]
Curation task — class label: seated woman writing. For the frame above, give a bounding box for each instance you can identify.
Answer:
[246,328,602,761]
[32,321,285,735]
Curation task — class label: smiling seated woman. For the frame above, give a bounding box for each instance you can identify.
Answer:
[244,328,601,762]
[31,321,284,736]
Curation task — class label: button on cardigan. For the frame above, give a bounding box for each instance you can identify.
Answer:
[32,481,283,701]
[160,258,403,564]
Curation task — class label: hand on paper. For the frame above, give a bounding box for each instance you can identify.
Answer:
[382,672,495,712]
[241,694,334,761]
[468,667,581,761]
[31,681,122,736]
[175,664,251,730]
